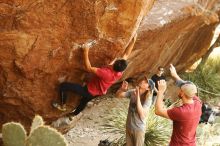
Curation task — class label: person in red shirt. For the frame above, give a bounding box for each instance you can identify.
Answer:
[155,64,202,146]
[52,34,137,118]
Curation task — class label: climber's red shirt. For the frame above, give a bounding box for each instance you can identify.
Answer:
[87,66,122,96]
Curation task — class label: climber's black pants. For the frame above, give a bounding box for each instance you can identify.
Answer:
[59,82,95,116]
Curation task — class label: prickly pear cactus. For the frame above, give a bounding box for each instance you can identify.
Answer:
[2,122,26,146]
[2,116,68,146]
[26,126,68,146]
[30,115,44,133]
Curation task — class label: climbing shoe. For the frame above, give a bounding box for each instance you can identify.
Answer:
[52,102,67,112]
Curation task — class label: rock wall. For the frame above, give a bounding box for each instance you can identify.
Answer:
[123,0,220,78]
[0,0,219,129]
[0,0,155,128]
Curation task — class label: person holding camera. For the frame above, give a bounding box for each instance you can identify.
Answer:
[155,64,202,146]
[116,76,155,146]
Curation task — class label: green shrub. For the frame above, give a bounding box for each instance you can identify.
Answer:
[102,99,171,146]
[27,126,68,146]
[2,115,68,146]
[2,122,26,146]
[30,115,44,133]
[181,57,220,104]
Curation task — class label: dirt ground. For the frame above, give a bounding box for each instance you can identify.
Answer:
[64,96,127,146]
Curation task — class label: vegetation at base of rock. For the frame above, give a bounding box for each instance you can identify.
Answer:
[102,97,220,146]
[30,115,44,133]
[181,57,220,104]
[26,126,68,146]
[2,122,26,146]
[2,115,68,146]
[102,99,171,146]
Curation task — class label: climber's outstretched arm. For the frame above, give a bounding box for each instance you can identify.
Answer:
[122,33,137,60]
[83,46,98,74]
[109,33,137,65]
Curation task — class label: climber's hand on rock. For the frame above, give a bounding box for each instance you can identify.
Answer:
[82,40,96,51]
[133,33,137,42]
[82,44,90,52]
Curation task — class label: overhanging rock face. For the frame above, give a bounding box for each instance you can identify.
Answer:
[123,0,220,79]
[0,0,155,128]
[0,0,219,129]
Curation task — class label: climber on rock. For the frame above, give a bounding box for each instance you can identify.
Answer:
[52,34,137,120]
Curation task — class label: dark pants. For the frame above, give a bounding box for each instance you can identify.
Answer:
[59,82,94,116]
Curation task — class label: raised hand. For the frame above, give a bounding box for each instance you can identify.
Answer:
[121,81,128,91]
[81,43,90,51]
[158,80,167,94]
[134,86,140,99]
[169,64,177,77]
